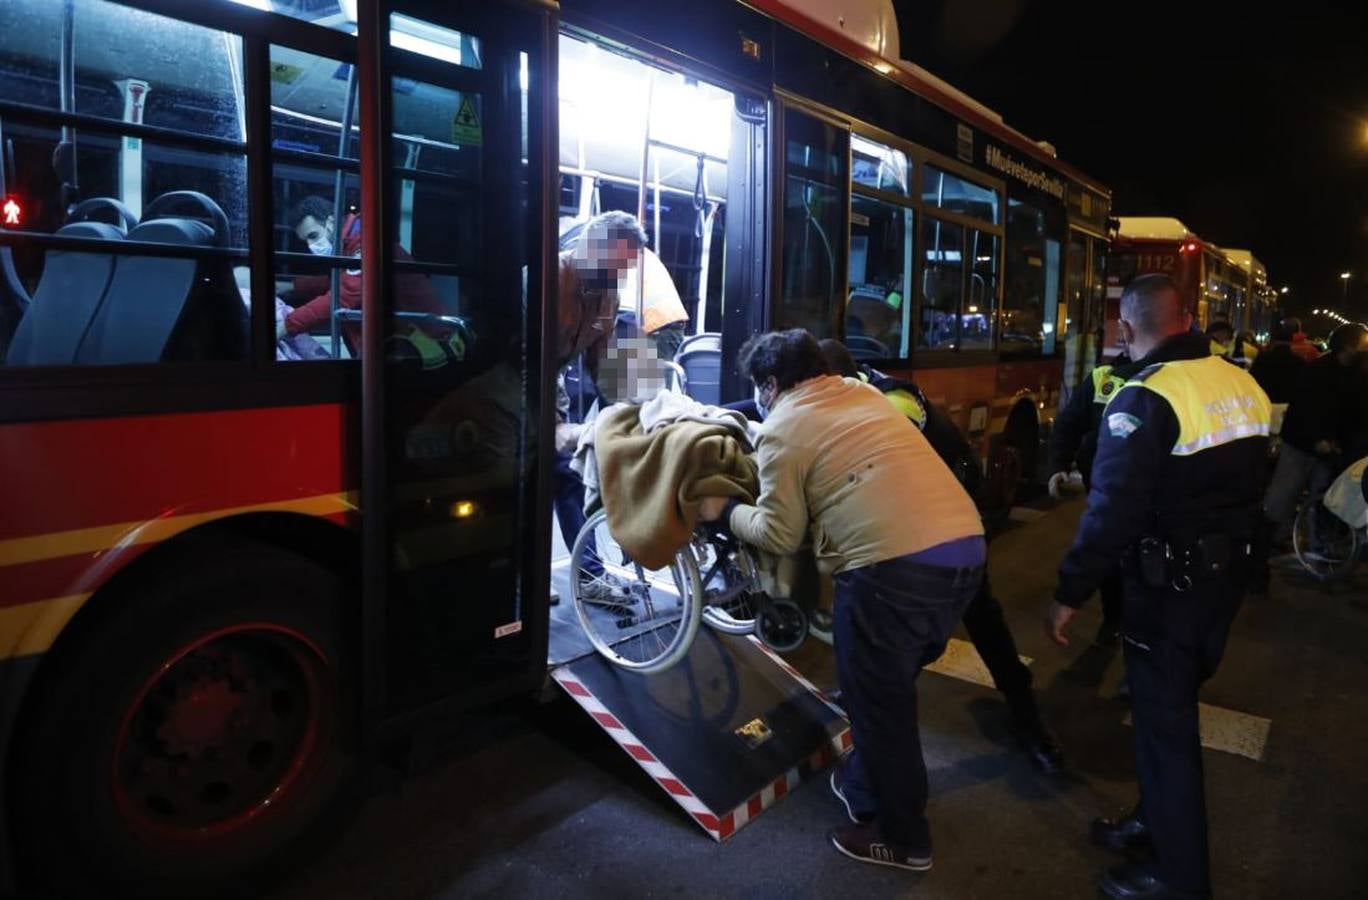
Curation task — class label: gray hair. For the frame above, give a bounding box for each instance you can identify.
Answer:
[583,210,648,250]
[1120,273,1184,338]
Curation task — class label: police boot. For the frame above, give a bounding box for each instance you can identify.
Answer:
[1091,809,1151,851]
[1098,863,1210,899]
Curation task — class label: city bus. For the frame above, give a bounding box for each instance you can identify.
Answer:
[0,0,1109,892]
[1105,217,1278,358]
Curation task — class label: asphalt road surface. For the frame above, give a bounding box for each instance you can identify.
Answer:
[269,497,1368,899]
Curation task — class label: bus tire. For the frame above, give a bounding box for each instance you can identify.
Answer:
[10,539,355,897]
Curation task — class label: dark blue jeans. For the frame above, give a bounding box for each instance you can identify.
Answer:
[554,450,601,577]
[835,555,982,851]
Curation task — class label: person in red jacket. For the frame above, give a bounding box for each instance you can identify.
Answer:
[283,196,445,358]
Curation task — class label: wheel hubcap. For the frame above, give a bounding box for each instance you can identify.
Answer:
[112,624,327,840]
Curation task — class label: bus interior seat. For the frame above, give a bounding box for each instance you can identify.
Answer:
[5,221,126,365]
[845,334,889,361]
[76,192,244,364]
[675,331,721,405]
[0,246,33,361]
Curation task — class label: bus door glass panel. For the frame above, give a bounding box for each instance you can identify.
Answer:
[1062,228,1089,379]
[920,217,963,349]
[964,229,996,350]
[1003,196,1062,358]
[379,8,541,710]
[777,107,847,338]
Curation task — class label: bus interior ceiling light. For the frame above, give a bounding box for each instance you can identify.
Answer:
[560,38,733,162]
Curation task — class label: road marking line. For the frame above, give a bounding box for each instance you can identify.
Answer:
[1123,702,1271,762]
[924,637,1031,690]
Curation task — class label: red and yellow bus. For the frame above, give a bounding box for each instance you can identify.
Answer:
[0,0,1109,892]
[1105,217,1278,357]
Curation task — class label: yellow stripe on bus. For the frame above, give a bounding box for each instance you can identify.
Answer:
[0,492,357,569]
[0,594,89,660]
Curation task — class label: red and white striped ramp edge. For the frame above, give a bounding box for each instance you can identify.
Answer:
[551,636,852,842]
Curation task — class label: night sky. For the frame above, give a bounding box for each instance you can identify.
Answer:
[893,0,1368,324]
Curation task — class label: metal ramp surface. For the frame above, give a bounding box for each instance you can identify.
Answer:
[549,619,850,841]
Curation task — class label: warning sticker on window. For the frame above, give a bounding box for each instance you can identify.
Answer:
[452,94,482,146]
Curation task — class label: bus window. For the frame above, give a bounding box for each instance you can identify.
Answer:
[0,0,249,366]
[921,218,963,349]
[852,134,910,196]
[778,107,848,338]
[227,0,357,34]
[922,164,999,224]
[269,46,362,361]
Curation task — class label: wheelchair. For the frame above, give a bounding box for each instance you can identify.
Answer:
[1292,457,1368,582]
[569,509,810,674]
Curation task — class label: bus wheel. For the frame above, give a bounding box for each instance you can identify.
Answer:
[11,540,354,896]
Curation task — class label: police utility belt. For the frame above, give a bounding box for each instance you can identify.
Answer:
[1130,532,1252,592]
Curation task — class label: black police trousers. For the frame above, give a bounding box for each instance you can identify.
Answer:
[1122,575,1243,895]
[961,572,1040,729]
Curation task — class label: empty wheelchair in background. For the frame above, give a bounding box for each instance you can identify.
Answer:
[570,509,809,674]
[1292,456,1368,582]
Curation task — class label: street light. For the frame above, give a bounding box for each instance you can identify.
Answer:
[1279,286,1289,294]
[1341,271,1352,306]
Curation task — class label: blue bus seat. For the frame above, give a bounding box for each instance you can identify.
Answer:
[675,331,721,405]
[6,221,125,365]
[74,217,214,364]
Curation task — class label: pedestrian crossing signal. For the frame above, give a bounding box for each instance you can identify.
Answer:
[2,197,20,227]
[451,94,482,147]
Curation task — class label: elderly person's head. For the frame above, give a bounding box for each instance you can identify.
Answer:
[1118,273,1191,359]
[738,329,829,417]
[558,210,650,367]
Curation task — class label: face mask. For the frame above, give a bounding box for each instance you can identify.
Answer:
[307,236,333,256]
[753,384,771,420]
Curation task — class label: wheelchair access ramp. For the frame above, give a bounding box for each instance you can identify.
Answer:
[549,628,850,842]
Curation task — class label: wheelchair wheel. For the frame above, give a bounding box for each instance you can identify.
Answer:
[754,597,808,653]
[1292,500,1360,582]
[570,509,702,674]
[695,538,761,636]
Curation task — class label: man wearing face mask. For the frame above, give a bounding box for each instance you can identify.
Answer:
[281,195,442,354]
[699,329,986,873]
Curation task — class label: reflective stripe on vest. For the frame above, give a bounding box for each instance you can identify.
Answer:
[1114,355,1272,457]
[1090,365,1126,406]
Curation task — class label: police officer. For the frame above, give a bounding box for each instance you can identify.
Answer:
[1045,274,1270,899]
[820,340,1064,775]
[1047,351,1137,645]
